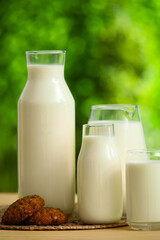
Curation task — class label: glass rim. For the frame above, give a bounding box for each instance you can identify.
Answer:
[25,50,66,54]
[127,149,160,154]
[91,104,138,110]
[83,123,114,128]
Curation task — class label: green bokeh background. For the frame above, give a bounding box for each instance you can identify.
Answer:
[0,0,160,192]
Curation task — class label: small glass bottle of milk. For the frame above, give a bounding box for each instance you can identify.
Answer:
[18,51,75,215]
[77,124,122,224]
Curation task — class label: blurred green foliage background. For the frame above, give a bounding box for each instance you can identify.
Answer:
[0,0,160,192]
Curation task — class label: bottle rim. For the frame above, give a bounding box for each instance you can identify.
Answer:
[26,50,66,54]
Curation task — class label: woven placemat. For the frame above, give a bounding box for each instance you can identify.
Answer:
[0,205,127,231]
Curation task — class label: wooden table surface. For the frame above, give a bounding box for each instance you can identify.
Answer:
[0,193,160,240]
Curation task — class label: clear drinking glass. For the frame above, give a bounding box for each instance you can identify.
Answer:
[126,150,160,230]
[77,124,122,224]
[88,104,146,216]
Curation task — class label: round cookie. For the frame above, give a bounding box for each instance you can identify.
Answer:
[25,207,68,225]
[2,195,44,225]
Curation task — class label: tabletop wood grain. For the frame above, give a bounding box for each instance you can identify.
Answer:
[0,193,160,240]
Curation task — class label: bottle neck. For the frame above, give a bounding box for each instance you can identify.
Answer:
[27,64,64,81]
[83,124,114,137]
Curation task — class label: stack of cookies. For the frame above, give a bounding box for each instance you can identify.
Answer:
[2,195,68,226]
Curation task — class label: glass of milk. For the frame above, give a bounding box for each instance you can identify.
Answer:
[77,124,122,224]
[126,150,160,230]
[88,105,146,216]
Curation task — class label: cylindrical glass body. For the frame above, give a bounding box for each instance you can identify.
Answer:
[77,124,122,224]
[126,150,160,230]
[88,104,146,216]
[18,50,75,214]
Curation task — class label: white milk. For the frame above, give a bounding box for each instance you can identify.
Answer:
[126,160,160,222]
[18,65,75,214]
[77,136,122,224]
[88,120,146,215]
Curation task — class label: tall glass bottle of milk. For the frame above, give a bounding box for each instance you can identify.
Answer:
[88,105,146,216]
[18,50,75,214]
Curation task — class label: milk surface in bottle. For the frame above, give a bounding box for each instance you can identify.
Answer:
[88,105,146,215]
[18,51,75,214]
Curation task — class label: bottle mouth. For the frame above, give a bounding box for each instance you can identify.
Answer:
[26,50,65,65]
[26,50,66,54]
[83,123,115,137]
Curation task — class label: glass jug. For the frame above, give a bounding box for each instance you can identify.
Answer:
[88,104,146,216]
